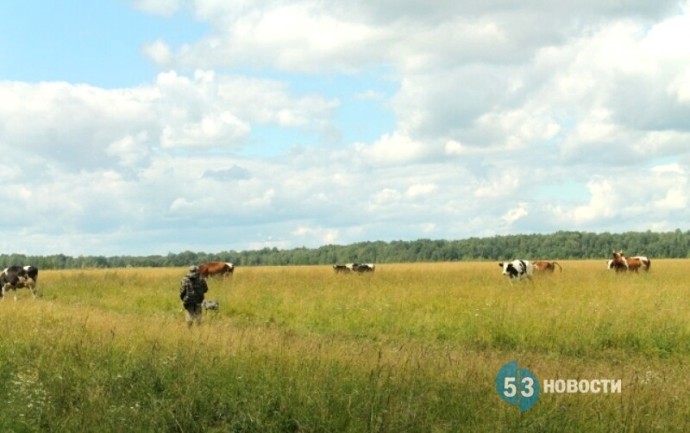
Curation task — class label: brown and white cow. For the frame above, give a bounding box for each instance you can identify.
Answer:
[631,255,651,272]
[610,251,651,273]
[532,260,562,273]
[198,262,234,278]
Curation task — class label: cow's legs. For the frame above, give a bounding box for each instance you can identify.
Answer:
[25,278,37,298]
[1,283,16,301]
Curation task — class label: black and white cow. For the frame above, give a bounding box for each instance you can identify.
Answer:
[334,263,375,273]
[498,260,533,282]
[1,265,39,300]
[333,264,351,273]
[351,263,375,273]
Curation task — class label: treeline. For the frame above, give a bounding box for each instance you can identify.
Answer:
[2,230,688,270]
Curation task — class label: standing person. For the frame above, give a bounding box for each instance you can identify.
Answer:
[179,265,209,328]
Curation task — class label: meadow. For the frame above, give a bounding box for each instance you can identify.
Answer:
[0,260,689,432]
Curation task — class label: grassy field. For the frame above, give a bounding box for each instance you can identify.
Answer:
[0,260,689,432]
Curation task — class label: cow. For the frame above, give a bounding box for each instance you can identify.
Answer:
[532,260,562,273]
[333,264,351,273]
[198,262,234,278]
[610,251,651,273]
[201,300,220,310]
[610,251,629,272]
[351,263,375,273]
[498,260,534,282]
[632,255,651,272]
[1,265,39,301]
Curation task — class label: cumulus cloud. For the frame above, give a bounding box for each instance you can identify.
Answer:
[502,203,529,227]
[355,132,431,166]
[293,226,340,245]
[3,0,690,255]
[143,39,173,66]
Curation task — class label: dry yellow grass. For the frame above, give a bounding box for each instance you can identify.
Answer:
[0,260,688,432]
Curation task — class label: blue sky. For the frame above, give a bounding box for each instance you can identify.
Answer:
[0,1,206,87]
[1,0,690,256]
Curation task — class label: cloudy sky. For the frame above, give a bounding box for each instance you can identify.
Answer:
[1,0,689,256]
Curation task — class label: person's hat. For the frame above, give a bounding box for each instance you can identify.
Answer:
[188,265,199,273]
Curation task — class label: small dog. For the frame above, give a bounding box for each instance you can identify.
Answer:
[202,300,220,310]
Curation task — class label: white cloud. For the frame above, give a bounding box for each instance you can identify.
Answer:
[502,203,529,226]
[473,172,523,199]
[475,109,561,150]
[642,9,690,59]
[547,162,690,230]
[355,132,430,166]
[293,226,339,245]
[106,132,151,166]
[3,1,690,255]
[571,178,620,224]
[143,39,173,65]
[167,2,388,73]
[406,183,437,198]
[370,188,401,207]
[160,111,250,148]
[669,67,690,104]
[245,188,276,209]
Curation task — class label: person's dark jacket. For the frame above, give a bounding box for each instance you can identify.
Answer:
[179,273,208,306]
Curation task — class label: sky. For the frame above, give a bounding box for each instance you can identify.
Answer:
[1,0,690,256]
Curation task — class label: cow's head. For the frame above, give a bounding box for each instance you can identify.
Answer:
[610,250,629,270]
[612,250,625,259]
[499,262,519,278]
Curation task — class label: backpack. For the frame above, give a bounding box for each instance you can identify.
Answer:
[181,275,203,304]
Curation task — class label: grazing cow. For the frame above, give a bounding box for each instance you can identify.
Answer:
[1,265,39,301]
[498,260,534,282]
[631,256,651,272]
[610,251,651,273]
[24,265,39,281]
[202,300,219,310]
[351,263,375,273]
[333,264,351,273]
[198,262,234,278]
[532,260,562,273]
[609,251,629,272]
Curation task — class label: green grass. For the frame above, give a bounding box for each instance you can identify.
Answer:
[1,261,689,432]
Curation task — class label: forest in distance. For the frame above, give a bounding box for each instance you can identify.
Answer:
[2,229,689,270]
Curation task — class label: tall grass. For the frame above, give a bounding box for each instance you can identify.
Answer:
[1,261,689,431]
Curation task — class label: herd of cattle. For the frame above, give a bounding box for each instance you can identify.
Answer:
[607,250,651,273]
[499,250,652,282]
[0,251,654,300]
[0,262,237,302]
[333,263,376,273]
